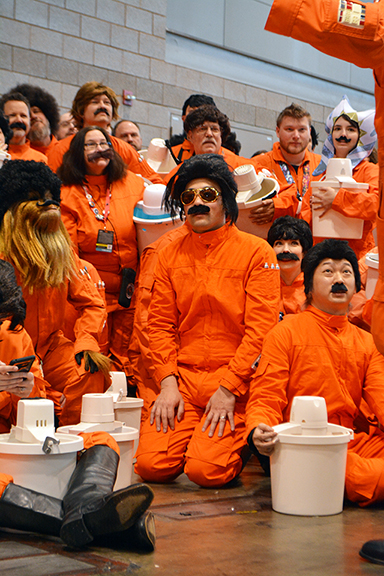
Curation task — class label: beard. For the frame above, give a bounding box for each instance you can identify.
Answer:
[29,121,50,143]
[0,202,75,292]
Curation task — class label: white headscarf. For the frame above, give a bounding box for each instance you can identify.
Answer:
[313,95,376,176]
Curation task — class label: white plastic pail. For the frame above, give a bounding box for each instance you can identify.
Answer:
[366,252,379,300]
[114,397,143,454]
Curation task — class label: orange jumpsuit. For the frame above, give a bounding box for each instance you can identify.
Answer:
[0,431,119,498]
[264,0,384,354]
[246,305,384,505]
[60,173,144,376]
[135,223,280,487]
[170,139,194,164]
[0,320,46,434]
[30,134,58,158]
[5,251,108,426]
[301,159,379,260]
[128,224,189,422]
[280,272,305,316]
[163,147,254,184]
[8,141,47,163]
[47,134,163,184]
[252,143,321,217]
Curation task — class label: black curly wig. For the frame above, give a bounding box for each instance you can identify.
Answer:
[163,154,238,224]
[13,83,60,135]
[0,160,61,223]
[302,238,361,294]
[0,110,12,145]
[267,216,313,253]
[0,260,26,330]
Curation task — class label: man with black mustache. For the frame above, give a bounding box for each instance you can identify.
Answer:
[247,238,384,508]
[0,92,47,163]
[267,215,313,316]
[300,95,379,260]
[135,154,280,488]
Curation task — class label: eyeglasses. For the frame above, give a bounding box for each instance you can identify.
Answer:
[180,187,220,206]
[84,141,111,152]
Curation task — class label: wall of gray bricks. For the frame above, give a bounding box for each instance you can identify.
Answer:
[0,0,334,150]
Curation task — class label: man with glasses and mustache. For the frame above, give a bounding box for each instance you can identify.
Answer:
[135,154,280,488]
[0,91,48,163]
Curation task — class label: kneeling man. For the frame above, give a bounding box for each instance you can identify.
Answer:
[135,154,280,488]
[246,238,384,505]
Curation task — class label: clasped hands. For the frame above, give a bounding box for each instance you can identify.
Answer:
[150,375,236,437]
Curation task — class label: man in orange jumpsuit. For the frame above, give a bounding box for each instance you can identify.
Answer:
[246,238,384,505]
[0,160,109,426]
[0,91,47,163]
[267,216,312,317]
[251,103,321,225]
[0,430,155,550]
[135,154,280,488]
[264,1,384,561]
[47,81,163,184]
[9,83,60,157]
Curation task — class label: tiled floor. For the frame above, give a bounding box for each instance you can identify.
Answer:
[1,456,384,576]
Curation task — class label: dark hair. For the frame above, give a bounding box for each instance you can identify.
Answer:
[164,154,238,225]
[0,160,61,223]
[182,94,216,116]
[112,119,140,136]
[268,216,313,253]
[276,103,311,128]
[0,110,12,145]
[333,113,360,133]
[0,91,30,112]
[12,84,60,134]
[184,105,231,142]
[310,125,319,151]
[222,131,242,155]
[58,126,127,185]
[0,260,26,330]
[302,239,360,295]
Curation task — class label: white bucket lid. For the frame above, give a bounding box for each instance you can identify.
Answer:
[140,183,167,216]
[234,165,279,208]
[273,422,353,445]
[114,397,144,409]
[81,393,115,423]
[326,158,353,179]
[366,252,379,269]
[58,423,139,442]
[0,432,83,454]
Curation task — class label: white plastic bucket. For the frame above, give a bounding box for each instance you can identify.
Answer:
[0,432,83,498]
[366,252,379,300]
[114,397,143,454]
[133,203,183,255]
[270,422,352,516]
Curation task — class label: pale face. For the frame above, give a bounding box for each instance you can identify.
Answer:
[332,116,359,158]
[276,116,311,158]
[29,106,51,143]
[187,122,222,155]
[184,178,226,234]
[83,129,111,175]
[82,94,113,129]
[3,100,30,145]
[310,258,356,316]
[57,112,77,140]
[273,238,304,276]
[114,121,142,150]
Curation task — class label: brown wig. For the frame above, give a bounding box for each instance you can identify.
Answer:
[71,82,119,129]
[58,126,127,186]
[184,105,231,143]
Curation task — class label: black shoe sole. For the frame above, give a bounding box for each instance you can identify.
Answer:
[359,549,384,565]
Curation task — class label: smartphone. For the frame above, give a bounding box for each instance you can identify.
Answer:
[9,355,36,372]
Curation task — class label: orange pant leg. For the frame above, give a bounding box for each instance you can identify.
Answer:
[345,428,384,506]
[0,474,13,497]
[107,304,135,377]
[79,431,119,455]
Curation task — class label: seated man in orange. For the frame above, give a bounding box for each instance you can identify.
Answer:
[47,81,162,185]
[135,154,280,488]
[0,430,155,550]
[0,91,47,163]
[267,215,313,317]
[163,105,252,184]
[247,239,384,504]
[250,103,321,226]
[301,95,378,260]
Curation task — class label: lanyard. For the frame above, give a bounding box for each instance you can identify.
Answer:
[278,161,310,201]
[83,185,111,230]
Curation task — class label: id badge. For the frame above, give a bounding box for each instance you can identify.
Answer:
[96,229,114,253]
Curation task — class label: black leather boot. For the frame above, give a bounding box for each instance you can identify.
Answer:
[95,510,156,552]
[60,445,154,548]
[360,540,384,564]
[0,483,63,536]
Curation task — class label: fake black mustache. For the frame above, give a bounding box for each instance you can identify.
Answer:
[87,149,114,162]
[36,199,61,208]
[94,107,110,117]
[10,121,27,131]
[187,205,210,215]
[331,283,348,293]
[335,136,352,143]
[276,252,300,262]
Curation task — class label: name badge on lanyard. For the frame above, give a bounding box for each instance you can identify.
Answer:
[96,229,114,253]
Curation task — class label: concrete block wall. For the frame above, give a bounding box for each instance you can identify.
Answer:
[0,0,332,152]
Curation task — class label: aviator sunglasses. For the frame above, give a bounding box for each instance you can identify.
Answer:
[180,186,220,206]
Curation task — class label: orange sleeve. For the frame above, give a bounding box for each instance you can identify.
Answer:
[332,162,379,222]
[110,136,164,184]
[0,474,13,496]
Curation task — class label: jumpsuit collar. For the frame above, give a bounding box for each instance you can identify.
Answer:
[305,304,349,331]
